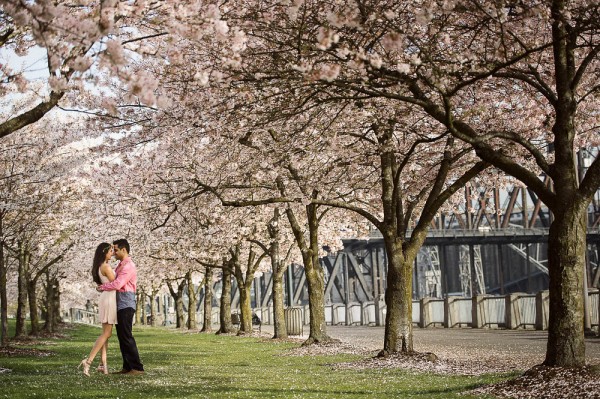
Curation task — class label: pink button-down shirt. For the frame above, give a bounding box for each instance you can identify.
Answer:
[100,256,137,293]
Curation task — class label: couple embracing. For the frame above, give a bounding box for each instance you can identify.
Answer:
[78,239,144,376]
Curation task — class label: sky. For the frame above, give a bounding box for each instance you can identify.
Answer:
[1,45,48,81]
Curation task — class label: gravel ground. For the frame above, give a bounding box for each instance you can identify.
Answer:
[345,326,600,371]
[262,325,600,372]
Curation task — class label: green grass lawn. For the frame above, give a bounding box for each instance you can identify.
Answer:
[0,323,510,399]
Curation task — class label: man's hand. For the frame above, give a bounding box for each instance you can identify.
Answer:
[96,285,103,292]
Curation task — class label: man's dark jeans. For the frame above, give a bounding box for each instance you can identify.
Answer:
[116,307,144,371]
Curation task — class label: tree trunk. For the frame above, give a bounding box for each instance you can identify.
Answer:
[302,253,329,345]
[301,202,332,345]
[272,273,287,339]
[279,182,331,344]
[43,270,55,334]
[186,272,197,330]
[231,244,265,335]
[201,267,213,333]
[136,291,143,325]
[52,277,61,327]
[380,238,417,355]
[217,263,234,334]
[0,239,8,347]
[238,284,252,334]
[541,1,588,367]
[544,207,587,367]
[167,279,185,328]
[27,279,40,335]
[268,208,287,339]
[15,242,28,338]
[175,293,185,328]
[150,289,158,327]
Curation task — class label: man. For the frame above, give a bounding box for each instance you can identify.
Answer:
[98,239,144,375]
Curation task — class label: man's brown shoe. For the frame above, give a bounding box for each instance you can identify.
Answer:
[125,369,144,376]
[111,369,128,374]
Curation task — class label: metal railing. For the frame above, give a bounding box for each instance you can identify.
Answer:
[69,308,98,325]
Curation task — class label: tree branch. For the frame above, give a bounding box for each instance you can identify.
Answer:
[0,91,65,139]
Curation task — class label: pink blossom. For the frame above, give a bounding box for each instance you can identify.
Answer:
[316,27,339,50]
[105,40,126,65]
[214,20,229,38]
[232,29,248,53]
[318,64,341,82]
[48,76,68,91]
[397,63,411,74]
[71,56,92,72]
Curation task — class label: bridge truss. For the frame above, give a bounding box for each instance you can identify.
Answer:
[244,180,600,314]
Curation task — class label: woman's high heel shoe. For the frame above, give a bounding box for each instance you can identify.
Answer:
[77,358,91,376]
[97,364,108,374]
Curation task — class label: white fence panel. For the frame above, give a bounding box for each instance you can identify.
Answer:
[451,298,472,327]
[348,303,362,325]
[333,304,346,325]
[362,302,376,325]
[412,301,420,324]
[517,295,536,327]
[324,305,333,325]
[483,297,505,325]
[589,289,599,328]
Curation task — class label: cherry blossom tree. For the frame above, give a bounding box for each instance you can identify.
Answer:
[236,98,486,353]
[327,0,599,368]
[312,110,488,355]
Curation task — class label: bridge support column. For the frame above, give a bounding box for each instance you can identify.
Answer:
[535,290,549,330]
[444,296,458,328]
[505,293,520,329]
[472,294,486,328]
[439,245,448,298]
[420,297,431,328]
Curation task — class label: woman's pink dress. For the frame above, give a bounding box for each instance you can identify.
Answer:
[98,271,117,324]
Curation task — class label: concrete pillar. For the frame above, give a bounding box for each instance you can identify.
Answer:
[420,297,430,328]
[444,296,458,328]
[472,294,486,328]
[535,290,549,330]
[370,246,381,326]
[505,293,520,329]
[288,265,295,307]
[254,276,262,309]
[343,255,350,326]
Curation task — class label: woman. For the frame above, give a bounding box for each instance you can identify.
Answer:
[78,242,117,376]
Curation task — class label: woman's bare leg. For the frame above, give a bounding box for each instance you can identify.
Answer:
[100,341,108,373]
[85,323,113,364]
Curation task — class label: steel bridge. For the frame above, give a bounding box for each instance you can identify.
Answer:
[245,182,600,312]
